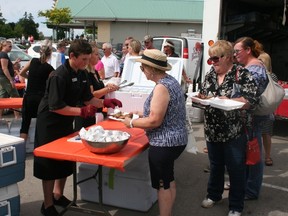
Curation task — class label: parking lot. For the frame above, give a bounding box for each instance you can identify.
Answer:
[17,119,288,216]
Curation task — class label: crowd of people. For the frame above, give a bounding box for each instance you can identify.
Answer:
[0,34,279,216]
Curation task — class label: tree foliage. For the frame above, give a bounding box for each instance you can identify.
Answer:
[0,12,40,40]
[38,7,72,40]
[38,8,72,26]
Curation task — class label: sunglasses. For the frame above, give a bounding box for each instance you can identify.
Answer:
[207,56,223,65]
[234,49,244,54]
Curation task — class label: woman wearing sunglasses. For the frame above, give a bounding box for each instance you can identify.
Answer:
[199,40,259,216]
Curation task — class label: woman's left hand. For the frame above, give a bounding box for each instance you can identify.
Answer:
[123,117,132,128]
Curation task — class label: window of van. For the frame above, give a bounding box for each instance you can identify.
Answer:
[153,38,183,57]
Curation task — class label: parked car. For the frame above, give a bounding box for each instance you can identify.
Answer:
[14,44,28,52]
[8,48,32,69]
[27,43,57,58]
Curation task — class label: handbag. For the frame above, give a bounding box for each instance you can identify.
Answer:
[246,137,261,165]
[254,73,285,116]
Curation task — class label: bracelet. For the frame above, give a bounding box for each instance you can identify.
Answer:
[129,119,134,128]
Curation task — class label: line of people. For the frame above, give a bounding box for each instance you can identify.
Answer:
[199,37,277,216]
[1,35,277,216]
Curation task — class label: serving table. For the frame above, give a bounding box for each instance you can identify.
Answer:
[15,83,26,90]
[0,98,23,109]
[33,120,149,215]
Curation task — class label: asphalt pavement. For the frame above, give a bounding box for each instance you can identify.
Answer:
[1,110,287,216]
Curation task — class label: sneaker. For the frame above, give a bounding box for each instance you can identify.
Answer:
[224,182,230,190]
[228,210,242,216]
[40,203,58,216]
[201,198,222,208]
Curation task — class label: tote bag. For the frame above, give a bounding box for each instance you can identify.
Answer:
[254,73,285,116]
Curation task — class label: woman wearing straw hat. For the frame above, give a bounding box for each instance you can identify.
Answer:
[124,49,187,216]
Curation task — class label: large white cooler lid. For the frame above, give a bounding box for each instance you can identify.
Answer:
[0,133,24,147]
[121,56,184,90]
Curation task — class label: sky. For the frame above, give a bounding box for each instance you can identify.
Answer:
[0,0,83,37]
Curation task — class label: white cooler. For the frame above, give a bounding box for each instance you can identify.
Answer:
[106,56,183,113]
[77,150,157,212]
[0,184,20,216]
[0,133,25,188]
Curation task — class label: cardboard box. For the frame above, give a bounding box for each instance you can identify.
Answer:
[0,134,25,188]
[107,56,183,113]
[77,150,157,212]
[0,184,20,216]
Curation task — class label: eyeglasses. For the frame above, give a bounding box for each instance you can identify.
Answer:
[234,49,244,54]
[140,65,144,72]
[144,41,150,44]
[207,56,223,65]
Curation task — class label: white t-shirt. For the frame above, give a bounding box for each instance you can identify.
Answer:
[101,54,120,78]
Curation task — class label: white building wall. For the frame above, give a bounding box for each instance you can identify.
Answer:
[98,22,202,44]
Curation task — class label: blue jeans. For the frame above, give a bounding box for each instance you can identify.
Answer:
[245,116,266,198]
[206,133,247,212]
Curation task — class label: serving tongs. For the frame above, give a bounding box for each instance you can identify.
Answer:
[119,82,134,89]
[118,80,127,86]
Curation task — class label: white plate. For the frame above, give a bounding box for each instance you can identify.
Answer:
[186,92,199,98]
[209,98,245,111]
[191,96,215,106]
[108,114,139,122]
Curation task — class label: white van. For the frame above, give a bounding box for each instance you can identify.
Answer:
[152,36,203,86]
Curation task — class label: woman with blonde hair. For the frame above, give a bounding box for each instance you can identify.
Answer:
[74,42,119,130]
[128,39,142,56]
[19,39,54,141]
[199,40,258,216]
[0,40,21,119]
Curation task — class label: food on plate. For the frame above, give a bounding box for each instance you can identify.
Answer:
[196,94,213,99]
[110,109,133,119]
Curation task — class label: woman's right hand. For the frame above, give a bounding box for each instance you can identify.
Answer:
[106,83,119,92]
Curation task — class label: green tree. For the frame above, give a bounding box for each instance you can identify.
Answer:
[18,12,39,40]
[38,7,72,40]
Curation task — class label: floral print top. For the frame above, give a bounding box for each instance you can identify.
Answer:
[200,64,259,142]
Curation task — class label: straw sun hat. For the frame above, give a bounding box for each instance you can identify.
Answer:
[136,49,172,71]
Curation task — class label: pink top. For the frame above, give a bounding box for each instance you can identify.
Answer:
[95,60,104,71]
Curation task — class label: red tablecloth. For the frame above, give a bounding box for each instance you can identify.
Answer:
[275,99,288,119]
[33,120,149,171]
[0,98,23,109]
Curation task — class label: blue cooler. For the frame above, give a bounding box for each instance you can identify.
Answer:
[0,184,20,216]
[0,133,25,188]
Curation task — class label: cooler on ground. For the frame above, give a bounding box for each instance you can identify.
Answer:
[77,150,158,212]
[0,133,25,188]
[0,184,20,216]
[106,56,183,113]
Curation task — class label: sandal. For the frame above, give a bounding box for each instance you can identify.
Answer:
[265,158,273,166]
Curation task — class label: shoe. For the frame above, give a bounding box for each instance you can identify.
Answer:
[224,182,230,190]
[228,210,242,216]
[265,157,273,166]
[201,198,222,208]
[53,195,73,208]
[41,203,59,216]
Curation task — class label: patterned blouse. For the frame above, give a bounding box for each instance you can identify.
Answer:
[200,64,259,142]
[143,74,187,147]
